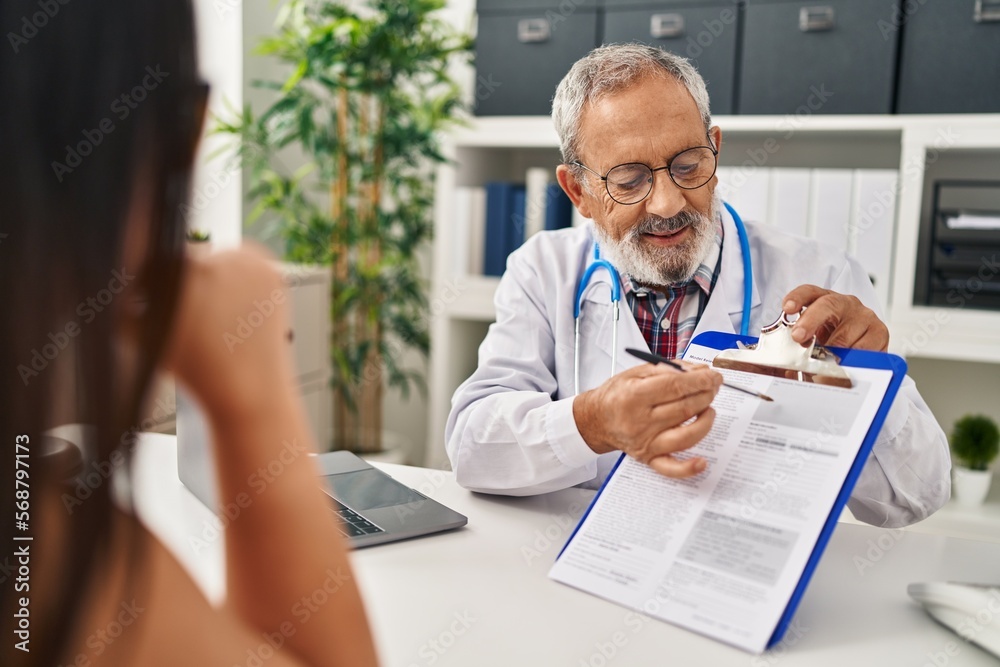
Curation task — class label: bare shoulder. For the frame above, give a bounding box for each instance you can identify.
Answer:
[73,514,306,667]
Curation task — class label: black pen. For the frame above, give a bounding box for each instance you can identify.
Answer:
[625,348,774,402]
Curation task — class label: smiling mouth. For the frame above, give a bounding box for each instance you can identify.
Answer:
[643,225,689,239]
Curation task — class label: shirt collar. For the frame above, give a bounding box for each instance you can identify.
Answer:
[623,215,725,298]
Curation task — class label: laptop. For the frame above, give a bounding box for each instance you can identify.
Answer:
[176,390,467,547]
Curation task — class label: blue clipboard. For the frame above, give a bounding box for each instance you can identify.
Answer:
[554,331,909,652]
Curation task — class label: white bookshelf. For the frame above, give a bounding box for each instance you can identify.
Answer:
[425,115,1000,479]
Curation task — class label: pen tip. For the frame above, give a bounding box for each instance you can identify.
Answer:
[760,394,774,402]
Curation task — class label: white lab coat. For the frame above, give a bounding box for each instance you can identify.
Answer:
[446,207,951,528]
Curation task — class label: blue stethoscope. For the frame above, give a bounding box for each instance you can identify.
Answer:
[573,201,753,393]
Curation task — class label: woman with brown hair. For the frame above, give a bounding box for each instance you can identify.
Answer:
[0,1,378,665]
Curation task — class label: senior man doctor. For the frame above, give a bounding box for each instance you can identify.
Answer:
[446,44,949,528]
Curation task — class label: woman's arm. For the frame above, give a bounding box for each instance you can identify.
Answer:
[162,246,378,667]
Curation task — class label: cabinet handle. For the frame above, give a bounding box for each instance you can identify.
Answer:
[799,6,835,32]
[975,0,1000,23]
[517,18,550,43]
[650,13,685,39]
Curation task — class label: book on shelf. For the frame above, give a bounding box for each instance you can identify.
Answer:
[480,175,573,277]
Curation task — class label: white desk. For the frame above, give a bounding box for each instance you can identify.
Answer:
[135,434,1000,667]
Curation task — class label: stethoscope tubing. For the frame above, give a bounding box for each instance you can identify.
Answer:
[573,201,752,395]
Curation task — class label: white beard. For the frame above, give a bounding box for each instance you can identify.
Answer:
[593,196,720,289]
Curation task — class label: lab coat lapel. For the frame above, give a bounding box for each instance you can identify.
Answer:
[691,204,763,342]
[578,272,646,392]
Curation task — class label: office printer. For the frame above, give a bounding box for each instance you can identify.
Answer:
[914,181,1000,311]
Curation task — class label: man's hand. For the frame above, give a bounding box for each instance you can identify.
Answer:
[783,285,889,352]
[573,362,722,478]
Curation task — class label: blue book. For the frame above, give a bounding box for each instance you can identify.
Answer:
[544,183,573,231]
[483,182,526,277]
[509,186,527,255]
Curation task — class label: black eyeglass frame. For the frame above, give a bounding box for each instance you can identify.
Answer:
[570,133,720,205]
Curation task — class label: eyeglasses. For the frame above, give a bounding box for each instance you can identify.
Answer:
[571,138,719,205]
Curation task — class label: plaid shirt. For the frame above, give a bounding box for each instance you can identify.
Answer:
[624,219,724,360]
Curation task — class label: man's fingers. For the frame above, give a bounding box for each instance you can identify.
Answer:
[821,317,870,348]
[789,294,845,345]
[643,408,716,478]
[829,323,889,352]
[648,387,718,426]
[633,365,722,406]
[647,407,716,458]
[782,284,828,314]
[647,454,706,479]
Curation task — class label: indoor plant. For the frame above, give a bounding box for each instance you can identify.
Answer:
[950,414,1000,507]
[218,0,472,453]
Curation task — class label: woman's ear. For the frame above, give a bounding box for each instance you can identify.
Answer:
[556,164,594,220]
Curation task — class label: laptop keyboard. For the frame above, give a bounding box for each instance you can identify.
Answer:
[329,498,385,539]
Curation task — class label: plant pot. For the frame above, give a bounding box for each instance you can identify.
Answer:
[952,467,993,507]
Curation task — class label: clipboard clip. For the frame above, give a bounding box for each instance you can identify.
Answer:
[712,308,854,388]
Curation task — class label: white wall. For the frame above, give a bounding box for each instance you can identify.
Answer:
[908,358,1000,472]
[189,0,243,248]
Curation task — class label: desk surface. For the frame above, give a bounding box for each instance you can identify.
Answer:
[135,433,1000,667]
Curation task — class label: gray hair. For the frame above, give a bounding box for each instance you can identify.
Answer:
[552,44,712,166]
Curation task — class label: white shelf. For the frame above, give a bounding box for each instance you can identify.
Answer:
[447,275,500,322]
[448,114,1000,148]
[889,307,1000,365]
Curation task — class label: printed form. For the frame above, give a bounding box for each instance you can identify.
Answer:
[549,340,895,653]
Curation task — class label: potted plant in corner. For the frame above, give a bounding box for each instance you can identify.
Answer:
[217,0,472,454]
[950,414,1000,507]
